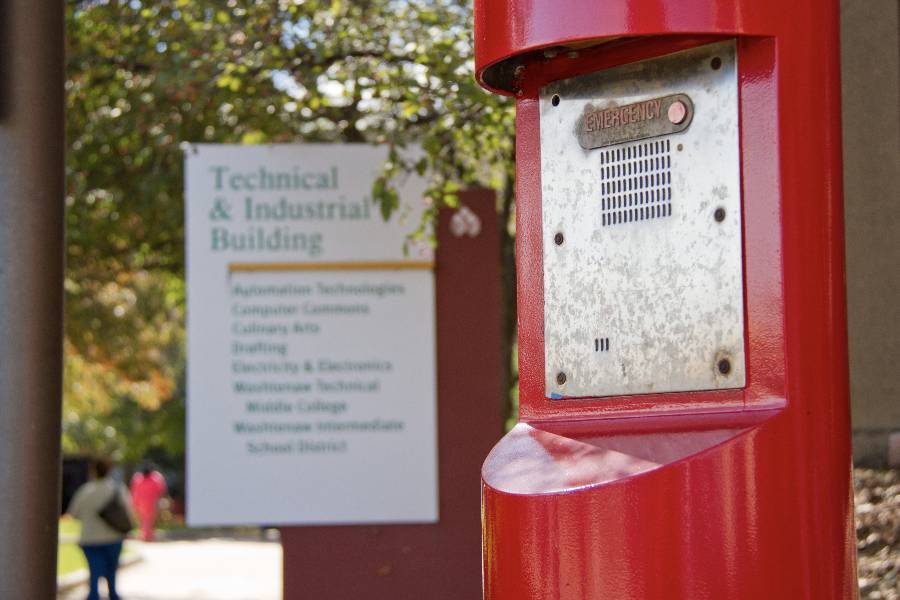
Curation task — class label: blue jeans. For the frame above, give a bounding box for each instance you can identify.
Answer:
[80,541,123,600]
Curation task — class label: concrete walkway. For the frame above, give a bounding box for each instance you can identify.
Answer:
[58,538,282,600]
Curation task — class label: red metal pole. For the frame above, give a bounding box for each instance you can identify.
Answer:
[474,1,856,598]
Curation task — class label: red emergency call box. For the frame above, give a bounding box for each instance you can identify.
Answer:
[473,1,857,599]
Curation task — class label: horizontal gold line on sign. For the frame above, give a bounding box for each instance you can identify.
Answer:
[228,260,434,273]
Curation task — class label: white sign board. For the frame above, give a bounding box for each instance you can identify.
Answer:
[185,144,437,526]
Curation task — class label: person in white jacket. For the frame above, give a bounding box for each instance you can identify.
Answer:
[67,458,134,600]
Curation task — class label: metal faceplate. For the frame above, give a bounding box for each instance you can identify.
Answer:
[541,40,746,399]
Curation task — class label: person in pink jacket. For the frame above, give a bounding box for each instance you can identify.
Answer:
[129,464,167,541]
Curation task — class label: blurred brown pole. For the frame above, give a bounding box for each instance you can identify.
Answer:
[0,0,65,597]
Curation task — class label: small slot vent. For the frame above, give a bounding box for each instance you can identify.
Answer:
[595,337,610,352]
[599,139,672,227]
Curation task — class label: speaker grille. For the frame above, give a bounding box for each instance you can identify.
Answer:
[600,139,672,227]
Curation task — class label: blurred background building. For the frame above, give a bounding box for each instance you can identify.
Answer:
[842,0,900,465]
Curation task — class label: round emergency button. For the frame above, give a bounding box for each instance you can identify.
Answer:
[667,100,687,125]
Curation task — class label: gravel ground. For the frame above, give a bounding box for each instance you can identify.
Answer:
[857,468,900,599]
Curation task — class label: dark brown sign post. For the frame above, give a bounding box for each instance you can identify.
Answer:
[281,189,505,599]
[0,1,65,597]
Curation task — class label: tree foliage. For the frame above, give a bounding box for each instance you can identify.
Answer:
[64,0,516,462]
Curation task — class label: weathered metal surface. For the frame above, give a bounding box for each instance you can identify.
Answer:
[540,40,745,398]
[576,93,694,150]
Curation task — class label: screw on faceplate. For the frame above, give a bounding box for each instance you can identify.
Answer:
[711,57,722,70]
[714,207,726,222]
[717,358,732,375]
[551,94,561,107]
[554,232,564,245]
[677,144,684,152]
[556,372,567,385]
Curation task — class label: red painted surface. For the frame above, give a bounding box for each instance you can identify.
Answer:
[474,0,779,94]
[281,191,505,600]
[475,1,857,598]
